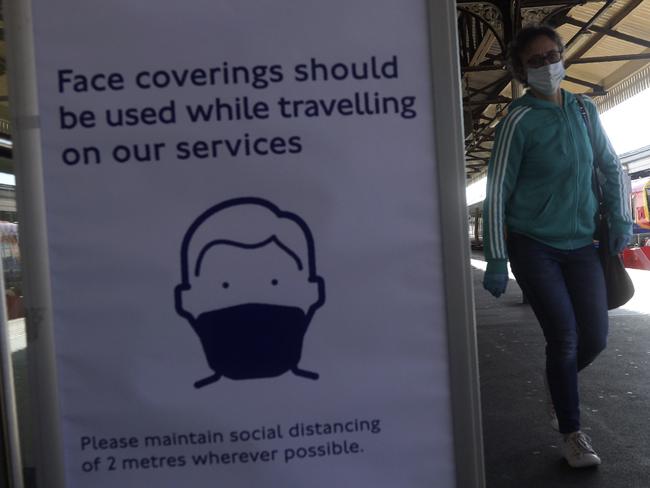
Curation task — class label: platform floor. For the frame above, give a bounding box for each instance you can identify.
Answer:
[473,261,650,488]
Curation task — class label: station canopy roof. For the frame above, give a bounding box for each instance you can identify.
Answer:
[459,0,650,181]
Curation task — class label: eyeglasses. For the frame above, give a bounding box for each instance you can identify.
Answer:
[525,49,563,68]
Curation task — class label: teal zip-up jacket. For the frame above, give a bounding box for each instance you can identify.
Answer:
[483,90,633,274]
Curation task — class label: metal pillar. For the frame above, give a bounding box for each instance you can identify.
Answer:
[511,80,524,100]
[0,254,24,487]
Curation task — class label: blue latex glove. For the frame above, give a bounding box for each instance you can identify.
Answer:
[609,232,631,255]
[483,272,508,298]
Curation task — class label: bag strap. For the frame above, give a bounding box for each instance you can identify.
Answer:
[575,94,592,142]
[575,94,605,204]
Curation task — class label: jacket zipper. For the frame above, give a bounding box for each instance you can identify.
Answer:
[563,105,579,245]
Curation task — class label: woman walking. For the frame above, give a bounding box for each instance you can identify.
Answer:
[482,25,633,468]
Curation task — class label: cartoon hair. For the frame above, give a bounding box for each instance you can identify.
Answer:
[178,197,319,283]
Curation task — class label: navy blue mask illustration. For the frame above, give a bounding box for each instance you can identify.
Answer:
[174,198,325,388]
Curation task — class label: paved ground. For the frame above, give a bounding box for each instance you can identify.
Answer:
[473,260,650,488]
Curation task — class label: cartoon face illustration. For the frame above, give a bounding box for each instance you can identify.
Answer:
[174,198,325,388]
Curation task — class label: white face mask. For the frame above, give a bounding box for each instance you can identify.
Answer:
[526,61,565,96]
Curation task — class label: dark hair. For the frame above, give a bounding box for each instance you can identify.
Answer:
[507,25,564,84]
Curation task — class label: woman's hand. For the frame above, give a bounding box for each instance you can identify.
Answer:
[609,232,631,255]
[483,272,508,298]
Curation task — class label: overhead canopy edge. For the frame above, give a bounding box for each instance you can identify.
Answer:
[596,64,650,113]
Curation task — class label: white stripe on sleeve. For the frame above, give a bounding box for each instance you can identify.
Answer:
[488,106,531,258]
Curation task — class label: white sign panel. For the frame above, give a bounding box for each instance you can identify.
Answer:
[28,1,456,486]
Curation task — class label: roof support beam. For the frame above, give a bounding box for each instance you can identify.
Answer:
[563,16,650,50]
[519,0,602,6]
[571,52,650,64]
[465,103,510,152]
[466,96,511,106]
[464,74,511,98]
[467,134,494,152]
[469,31,497,66]
[461,65,506,73]
[564,0,615,50]
[563,75,605,92]
[565,0,645,67]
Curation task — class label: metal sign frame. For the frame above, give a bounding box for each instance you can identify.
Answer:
[4,0,484,486]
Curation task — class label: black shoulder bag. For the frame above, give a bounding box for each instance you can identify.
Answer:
[575,95,634,310]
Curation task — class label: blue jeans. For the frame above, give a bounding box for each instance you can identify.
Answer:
[507,233,608,434]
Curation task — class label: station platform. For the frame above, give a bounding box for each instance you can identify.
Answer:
[472,259,650,488]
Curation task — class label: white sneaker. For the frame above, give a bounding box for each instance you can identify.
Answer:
[543,373,559,431]
[563,431,602,468]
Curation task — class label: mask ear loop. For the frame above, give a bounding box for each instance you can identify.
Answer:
[291,366,319,380]
[194,373,222,389]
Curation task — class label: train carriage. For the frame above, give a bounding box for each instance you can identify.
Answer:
[631,176,650,237]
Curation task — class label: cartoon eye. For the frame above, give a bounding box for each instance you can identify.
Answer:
[271,279,279,286]
[222,282,230,289]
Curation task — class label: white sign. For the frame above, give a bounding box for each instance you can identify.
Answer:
[28,0,457,486]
